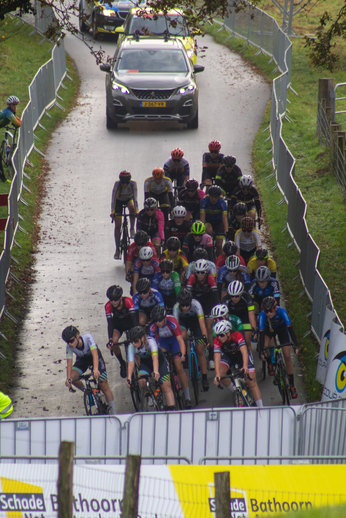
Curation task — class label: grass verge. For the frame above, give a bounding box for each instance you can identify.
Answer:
[285,505,346,518]
[0,16,80,394]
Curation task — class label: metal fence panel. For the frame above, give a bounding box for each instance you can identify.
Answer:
[299,233,320,302]
[311,272,334,342]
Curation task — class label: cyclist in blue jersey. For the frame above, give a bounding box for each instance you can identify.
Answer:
[258,296,299,398]
[248,266,280,310]
[185,247,216,281]
[0,96,21,129]
[200,185,228,257]
[152,259,181,310]
[132,278,164,326]
[217,255,250,299]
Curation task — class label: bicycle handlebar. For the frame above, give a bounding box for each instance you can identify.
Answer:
[263,342,294,351]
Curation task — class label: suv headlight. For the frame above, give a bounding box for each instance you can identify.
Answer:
[102,9,116,16]
[178,84,195,95]
[186,48,194,59]
[112,81,130,94]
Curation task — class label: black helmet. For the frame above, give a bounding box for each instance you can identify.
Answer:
[129,326,146,341]
[106,285,123,301]
[166,236,180,251]
[136,277,151,294]
[160,259,174,271]
[223,155,236,168]
[134,230,148,246]
[233,202,247,216]
[261,296,277,313]
[62,325,79,343]
[255,248,269,260]
[177,288,192,306]
[223,240,237,256]
[150,305,166,322]
[193,247,208,261]
[208,186,222,197]
[119,170,131,183]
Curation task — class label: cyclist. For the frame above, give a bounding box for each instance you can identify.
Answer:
[215,240,246,272]
[185,247,217,281]
[211,304,244,334]
[235,216,261,264]
[213,320,263,407]
[228,202,247,241]
[249,266,280,311]
[258,296,299,398]
[200,185,228,257]
[222,280,257,353]
[178,178,205,220]
[125,230,157,285]
[165,206,192,241]
[160,236,188,277]
[133,278,165,326]
[217,255,251,299]
[111,171,138,260]
[186,258,219,367]
[215,155,242,198]
[132,246,160,294]
[173,288,209,391]
[163,148,190,193]
[62,325,116,415]
[149,305,191,409]
[202,140,224,188]
[144,168,174,220]
[152,259,181,310]
[0,96,21,129]
[137,198,165,256]
[231,175,262,224]
[0,392,13,420]
[105,285,137,378]
[126,326,176,411]
[182,221,214,262]
[247,248,277,280]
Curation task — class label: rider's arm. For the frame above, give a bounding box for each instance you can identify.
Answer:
[172,271,181,296]
[91,348,100,378]
[239,344,249,372]
[214,339,222,382]
[177,335,186,357]
[287,325,299,352]
[111,182,120,217]
[5,109,22,128]
[248,309,257,334]
[127,361,135,385]
[66,358,73,383]
[132,180,139,212]
[156,210,165,241]
[198,316,208,339]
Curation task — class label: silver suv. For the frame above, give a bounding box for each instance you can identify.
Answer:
[99,36,204,129]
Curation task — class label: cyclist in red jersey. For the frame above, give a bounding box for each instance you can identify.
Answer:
[125,230,157,283]
[215,240,246,272]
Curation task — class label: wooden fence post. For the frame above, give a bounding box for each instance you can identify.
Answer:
[318,78,334,123]
[58,441,74,518]
[122,454,141,518]
[214,471,230,518]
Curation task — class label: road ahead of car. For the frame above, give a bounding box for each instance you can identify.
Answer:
[11,28,305,418]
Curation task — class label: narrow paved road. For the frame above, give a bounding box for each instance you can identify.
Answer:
[11,28,304,418]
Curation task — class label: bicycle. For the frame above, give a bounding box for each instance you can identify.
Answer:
[188,335,208,406]
[263,340,292,406]
[69,372,110,416]
[112,205,135,264]
[0,125,18,182]
[219,368,255,408]
[129,363,141,411]
[132,374,164,412]
[164,348,185,410]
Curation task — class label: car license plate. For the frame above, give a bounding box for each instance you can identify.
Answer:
[104,26,114,31]
[140,101,166,107]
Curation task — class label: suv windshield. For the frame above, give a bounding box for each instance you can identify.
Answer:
[128,15,190,37]
[117,49,188,73]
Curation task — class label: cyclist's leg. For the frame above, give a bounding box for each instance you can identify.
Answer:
[277,324,297,396]
[160,337,190,400]
[244,352,263,406]
[111,327,127,377]
[205,222,213,236]
[218,354,232,388]
[96,351,116,413]
[127,199,136,237]
[70,358,88,391]
[247,205,257,222]
[151,231,161,257]
[138,310,148,327]
[158,192,171,221]
[159,352,175,408]
[191,320,207,375]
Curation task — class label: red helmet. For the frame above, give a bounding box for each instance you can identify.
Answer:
[119,170,131,183]
[152,168,164,179]
[171,148,184,160]
[208,140,221,152]
[185,178,199,190]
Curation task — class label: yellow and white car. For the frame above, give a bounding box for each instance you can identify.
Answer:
[115,8,197,64]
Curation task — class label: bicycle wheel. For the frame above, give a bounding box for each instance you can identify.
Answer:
[122,222,129,264]
[84,389,98,415]
[95,395,110,415]
[233,389,248,408]
[189,353,199,406]
[176,387,186,410]
[130,378,141,412]
[276,362,288,405]
[141,390,159,412]
[281,365,291,406]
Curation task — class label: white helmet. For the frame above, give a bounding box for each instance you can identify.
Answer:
[172,206,187,218]
[227,280,244,297]
[225,255,240,272]
[7,96,19,105]
[139,246,154,261]
[239,175,253,188]
[214,320,233,335]
[211,304,229,318]
[194,259,209,273]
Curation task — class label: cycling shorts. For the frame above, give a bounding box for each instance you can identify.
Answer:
[147,229,160,240]
[207,220,225,237]
[162,293,177,312]
[150,191,170,208]
[72,349,107,381]
[239,248,256,265]
[202,170,217,183]
[263,322,290,345]
[139,306,155,320]
[138,349,170,383]
[158,335,181,356]
[114,197,133,216]
[247,203,256,214]
[179,316,203,338]
[196,298,216,318]
[219,349,255,373]
[111,316,133,338]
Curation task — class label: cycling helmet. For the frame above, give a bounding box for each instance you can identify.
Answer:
[185,178,199,190]
[227,280,244,297]
[255,266,271,282]
[223,155,236,168]
[129,326,146,341]
[255,248,269,260]
[151,305,167,322]
[134,230,148,246]
[171,148,184,160]
[160,259,174,271]
[208,186,222,197]
[241,216,254,230]
[239,175,253,188]
[194,259,209,273]
[191,221,205,235]
[172,206,187,218]
[193,247,208,261]
[225,255,240,272]
[214,320,233,335]
[233,202,247,216]
[136,277,151,294]
[106,285,123,301]
[166,236,180,251]
[7,96,19,105]
[261,296,277,313]
[152,167,164,179]
[144,197,158,209]
[211,304,229,318]
[119,170,131,183]
[208,140,221,152]
[139,246,154,261]
[62,325,79,343]
[177,288,192,306]
[223,241,237,256]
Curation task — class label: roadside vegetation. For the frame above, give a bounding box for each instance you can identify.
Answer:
[0,15,80,393]
[203,0,346,401]
[285,505,346,518]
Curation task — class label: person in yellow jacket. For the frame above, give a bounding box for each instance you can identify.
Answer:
[0,392,13,419]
